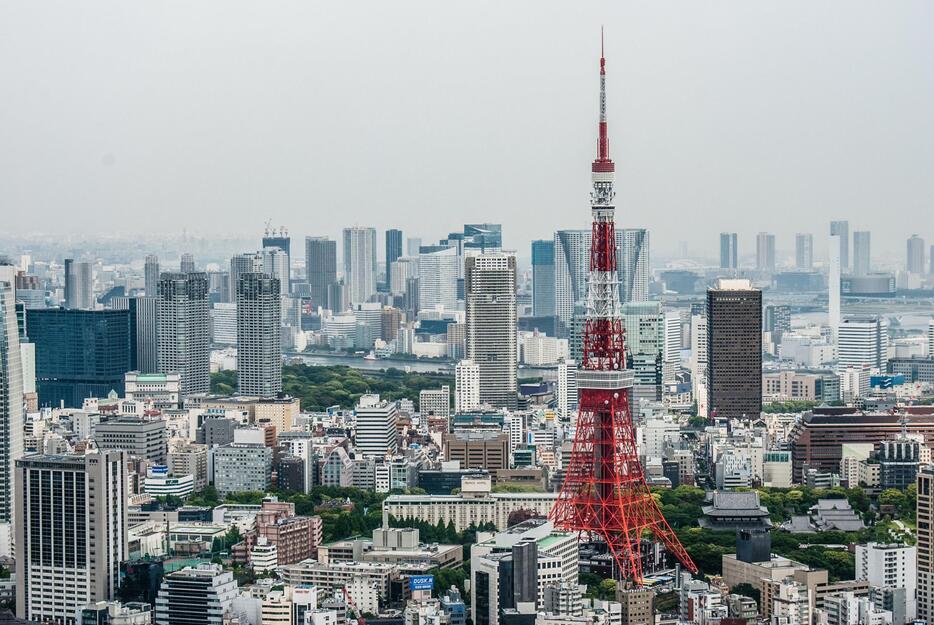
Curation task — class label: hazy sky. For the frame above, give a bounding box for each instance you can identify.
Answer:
[2,1,933,261]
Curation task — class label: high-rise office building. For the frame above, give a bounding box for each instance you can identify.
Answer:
[0,265,23,547]
[112,295,159,373]
[706,279,762,420]
[417,246,458,312]
[838,316,888,371]
[554,229,627,336]
[795,233,813,270]
[261,247,289,296]
[853,230,871,276]
[619,228,650,303]
[305,236,337,309]
[343,227,378,305]
[154,564,237,625]
[27,308,131,408]
[390,256,418,297]
[407,237,423,257]
[180,253,196,273]
[463,224,503,251]
[830,220,849,271]
[385,229,403,282]
[755,232,775,272]
[354,394,399,458]
[555,358,577,420]
[236,273,282,398]
[917,465,934,622]
[158,273,210,396]
[64,259,93,310]
[465,253,517,410]
[720,232,738,271]
[144,255,160,296]
[531,240,556,318]
[908,235,926,274]
[229,253,262,303]
[16,451,128,625]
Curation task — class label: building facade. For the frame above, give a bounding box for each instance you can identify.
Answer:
[236,273,282,397]
[706,279,762,420]
[157,273,210,396]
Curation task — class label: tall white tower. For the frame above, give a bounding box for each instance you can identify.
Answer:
[829,233,842,347]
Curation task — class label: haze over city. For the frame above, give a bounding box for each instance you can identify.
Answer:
[3,1,934,259]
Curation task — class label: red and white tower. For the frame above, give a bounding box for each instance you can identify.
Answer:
[549,34,697,583]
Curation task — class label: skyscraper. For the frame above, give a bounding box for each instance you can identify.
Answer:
[261,247,289,296]
[229,253,262,303]
[554,229,628,336]
[917,465,934,623]
[305,236,337,309]
[16,451,128,624]
[112,295,159,373]
[27,308,131,408]
[262,225,291,292]
[417,246,458,312]
[755,232,776,272]
[706,279,762,420]
[385,229,403,282]
[853,230,871,276]
[64,258,93,310]
[180,253,196,273]
[144,255,160,296]
[795,233,813,270]
[465,253,517,410]
[719,232,738,270]
[908,235,926,274]
[829,233,842,344]
[463,223,503,251]
[236,273,282,397]
[531,240,556,318]
[343,227,378,305]
[158,272,210,396]
[0,265,23,548]
[619,228,650,303]
[830,220,849,272]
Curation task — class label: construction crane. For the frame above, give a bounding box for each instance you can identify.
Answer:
[342,587,365,625]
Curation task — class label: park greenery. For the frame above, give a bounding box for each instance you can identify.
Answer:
[211,364,453,411]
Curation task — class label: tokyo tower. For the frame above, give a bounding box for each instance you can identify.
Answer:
[549,33,697,583]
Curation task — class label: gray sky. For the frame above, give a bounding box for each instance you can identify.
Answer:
[2,1,933,261]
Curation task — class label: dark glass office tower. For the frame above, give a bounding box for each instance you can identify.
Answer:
[26,308,131,408]
[706,279,762,420]
[385,229,403,276]
[531,240,555,318]
[305,236,337,309]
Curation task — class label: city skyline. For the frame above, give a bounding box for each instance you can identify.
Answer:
[3,2,934,258]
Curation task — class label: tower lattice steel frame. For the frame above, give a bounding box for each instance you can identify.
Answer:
[549,34,698,583]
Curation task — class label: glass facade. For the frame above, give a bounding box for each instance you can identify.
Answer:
[26,308,131,408]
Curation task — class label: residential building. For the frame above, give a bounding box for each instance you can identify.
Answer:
[157,273,210,396]
[795,233,813,270]
[831,221,850,272]
[419,386,450,422]
[236,273,282,397]
[908,234,926,274]
[343,227,378,306]
[455,359,480,413]
[465,253,517,410]
[856,542,915,621]
[167,443,209,490]
[0,265,24,544]
[144,255,160,296]
[64,259,93,310]
[853,230,871,276]
[720,232,738,270]
[756,232,775,272]
[16,451,128,625]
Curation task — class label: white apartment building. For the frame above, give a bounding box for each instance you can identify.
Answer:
[455,359,480,413]
[354,394,399,458]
